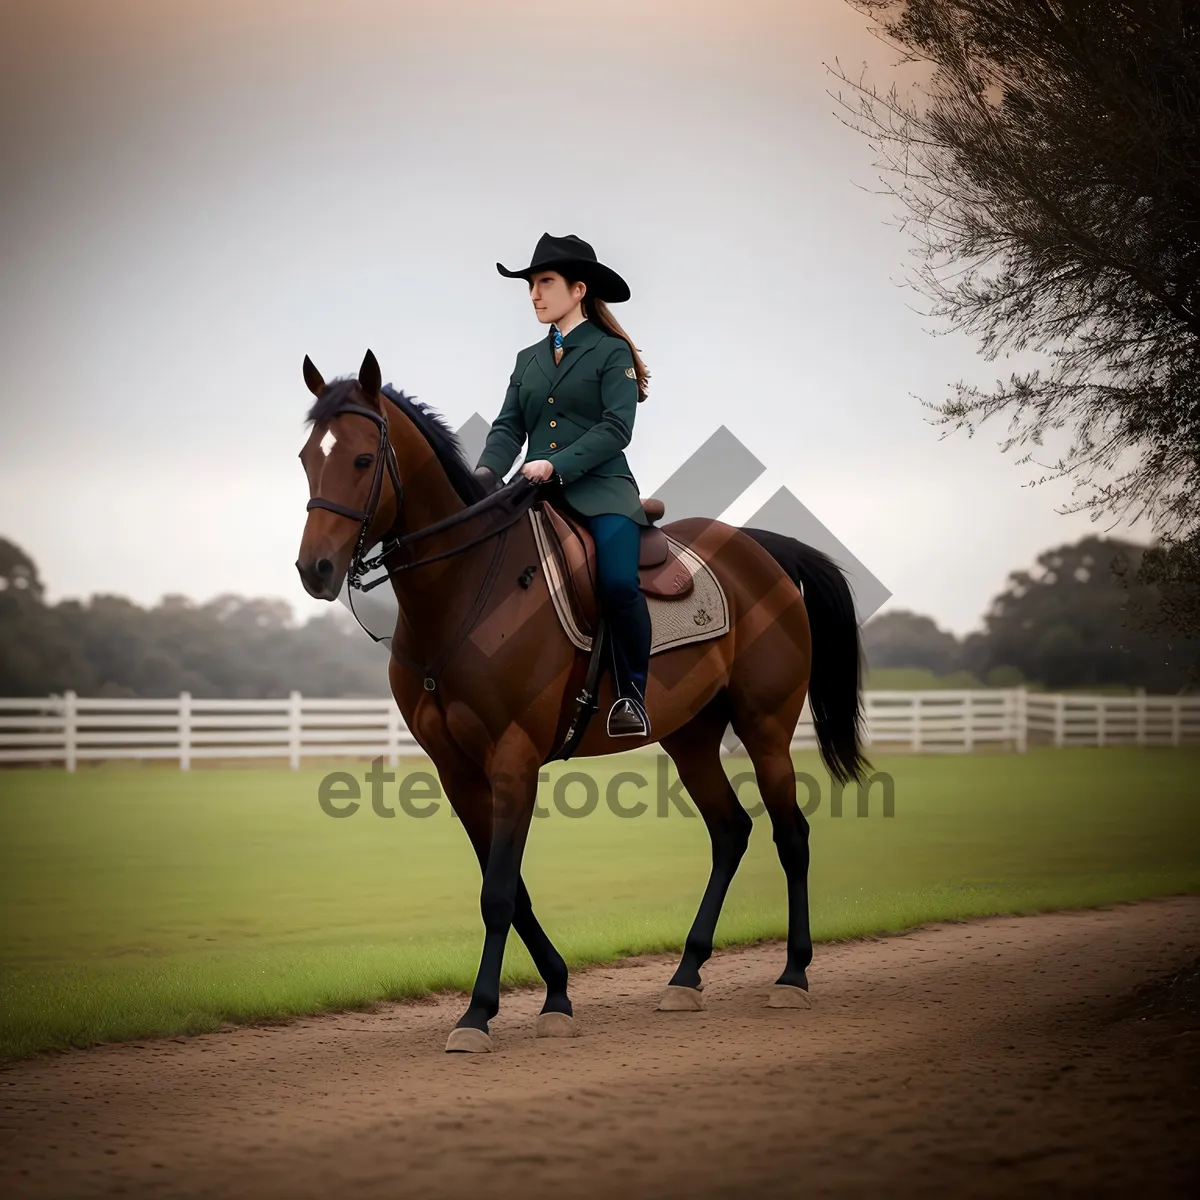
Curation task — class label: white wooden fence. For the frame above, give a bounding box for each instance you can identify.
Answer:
[0,694,413,771]
[1,689,1197,771]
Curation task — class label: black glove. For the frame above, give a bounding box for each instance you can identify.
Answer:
[472,465,499,494]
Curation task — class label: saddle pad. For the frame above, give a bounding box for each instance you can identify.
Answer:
[528,509,730,655]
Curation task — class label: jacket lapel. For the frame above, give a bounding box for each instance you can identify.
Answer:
[533,334,557,383]
[547,321,604,393]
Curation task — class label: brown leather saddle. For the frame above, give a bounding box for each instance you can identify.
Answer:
[540,497,694,635]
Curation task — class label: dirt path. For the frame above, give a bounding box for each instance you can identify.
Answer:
[3,898,1199,1199]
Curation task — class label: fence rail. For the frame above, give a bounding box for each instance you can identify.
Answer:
[0,690,1197,770]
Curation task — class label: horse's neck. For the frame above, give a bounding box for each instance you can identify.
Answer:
[388,417,465,539]
[384,413,486,631]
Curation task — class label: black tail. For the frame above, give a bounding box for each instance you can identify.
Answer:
[741,528,870,784]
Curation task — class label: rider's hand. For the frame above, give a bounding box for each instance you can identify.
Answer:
[520,459,555,483]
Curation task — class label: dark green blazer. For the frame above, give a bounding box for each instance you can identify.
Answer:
[476,320,650,526]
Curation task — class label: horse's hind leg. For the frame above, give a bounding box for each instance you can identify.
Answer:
[657,694,753,1011]
[733,707,814,1007]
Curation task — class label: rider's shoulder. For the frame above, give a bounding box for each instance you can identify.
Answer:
[601,332,631,354]
[596,333,633,364]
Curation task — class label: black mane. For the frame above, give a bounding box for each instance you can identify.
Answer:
[306,378,486,507]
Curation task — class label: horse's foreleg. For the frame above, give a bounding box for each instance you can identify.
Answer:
[513,881,573,1028]
[447,751,540,1052]
[443,767,572,1030]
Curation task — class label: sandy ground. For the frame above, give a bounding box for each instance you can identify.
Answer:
[2,898,1198,1199]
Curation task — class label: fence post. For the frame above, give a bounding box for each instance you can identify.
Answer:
[1054,694,1066,747]
[386,702,401,768]
[911,695,922,754]
[1135,689,1147,747]
[179,691,192,772]
[1015,688,1028,754]
[1172,698,1182,747]
[963,693,975,753]
[1096,696,1106,748]
[288,691,302,770]
[64,690,77,773]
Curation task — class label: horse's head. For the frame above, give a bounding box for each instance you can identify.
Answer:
[295,349,401,600]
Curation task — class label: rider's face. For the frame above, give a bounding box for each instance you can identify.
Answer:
[528,271,586,326]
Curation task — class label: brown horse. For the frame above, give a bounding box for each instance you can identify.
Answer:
[296,349,868,1052]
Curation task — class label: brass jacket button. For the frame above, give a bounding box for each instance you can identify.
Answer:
[549,442,557,449]
[547,396,554,403]
[549,420,557,427]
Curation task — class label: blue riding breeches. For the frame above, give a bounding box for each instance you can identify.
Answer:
[581,512,653,700]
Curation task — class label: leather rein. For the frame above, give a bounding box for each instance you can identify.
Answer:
[305,396,539,690]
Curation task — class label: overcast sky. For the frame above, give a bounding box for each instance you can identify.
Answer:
[1,0,1141,635]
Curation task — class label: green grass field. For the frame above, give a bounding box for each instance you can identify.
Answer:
[2,748,1198,1061]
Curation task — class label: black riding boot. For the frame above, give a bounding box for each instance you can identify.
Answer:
[604,587,653,738]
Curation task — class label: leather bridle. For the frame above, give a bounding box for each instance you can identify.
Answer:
[304,393,541,690]
[306,401,406,590]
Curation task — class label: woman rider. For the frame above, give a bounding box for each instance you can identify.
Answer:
[472,232,653,738]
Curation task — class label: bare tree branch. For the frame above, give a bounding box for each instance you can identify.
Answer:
[831,0,1200,564]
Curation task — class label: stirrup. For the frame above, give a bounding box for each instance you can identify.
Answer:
[607,696,650,738]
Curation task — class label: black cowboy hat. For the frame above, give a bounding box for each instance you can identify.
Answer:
[496,232,631,303]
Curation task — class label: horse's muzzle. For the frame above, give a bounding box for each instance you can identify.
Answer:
[296,556,340,601]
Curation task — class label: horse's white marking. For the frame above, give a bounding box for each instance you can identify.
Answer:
[319,429,337,457]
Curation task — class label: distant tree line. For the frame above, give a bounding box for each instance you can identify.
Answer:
[863,536,1198,693]
[0,533,1195,698]
[0,538,390,698]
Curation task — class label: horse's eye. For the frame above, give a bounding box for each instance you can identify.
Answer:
[354,454,374,469]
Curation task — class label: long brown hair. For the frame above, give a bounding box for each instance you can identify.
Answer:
[568,278,650,403]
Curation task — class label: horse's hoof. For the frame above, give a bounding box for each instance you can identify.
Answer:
[766,984,812,1009]
[445,1026,493,1053]
[657,985,706,1012]
[535,1011,579,1038]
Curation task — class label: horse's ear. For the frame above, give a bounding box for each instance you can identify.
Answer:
[302,355,325,397]
[358,349,381,398]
